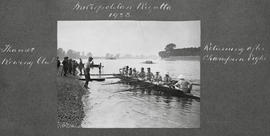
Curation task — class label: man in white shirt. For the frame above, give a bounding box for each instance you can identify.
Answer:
[174,75,192,93]
[84,57,93,89]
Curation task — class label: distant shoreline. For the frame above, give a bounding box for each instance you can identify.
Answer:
[161,56,200,61]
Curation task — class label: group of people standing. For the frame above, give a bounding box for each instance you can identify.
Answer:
[119,66,193,93]
[57,57,85,77]
[56,56,94,89]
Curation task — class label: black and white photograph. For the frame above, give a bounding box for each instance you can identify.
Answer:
[2,0,270,135]
[56,21,200,128]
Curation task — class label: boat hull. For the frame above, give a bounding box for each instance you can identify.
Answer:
[115,75,200,100]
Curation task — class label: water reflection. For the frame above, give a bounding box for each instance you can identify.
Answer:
[81,58,200,128]
[81,78,200,128]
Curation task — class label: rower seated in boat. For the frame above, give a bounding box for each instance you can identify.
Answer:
[132,68,138,78]
[128,68,133,77]
[146,67,154,82]
[153,72,162,83]
[163,73,173,86]
[174,75,192,93]
[138,67,146,80]
[125,66,130,76]
[119,67,125,75]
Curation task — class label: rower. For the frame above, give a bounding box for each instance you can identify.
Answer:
[120,67,125,75]
[163,73,172,85]
[174,75,192,93]
[138,67,146,80]
[146,67,154,81]
[125,66,129,76]
[154,72,162,83]
[98,63,102,75]
[128,68,133,77]
[132,68,138,78]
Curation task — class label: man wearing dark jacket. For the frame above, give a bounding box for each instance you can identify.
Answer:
[62,57,68,76]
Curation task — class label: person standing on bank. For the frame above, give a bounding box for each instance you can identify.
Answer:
[78,58,84,76]
[84,57,93,89]
[62,57,69,76]
[68,59,72,74]
[56,56,61,76]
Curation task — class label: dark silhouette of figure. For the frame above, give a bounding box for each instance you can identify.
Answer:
[78,58,84,75]
[56,57,60,69]
[68,59,72,74]
[56,57,61,76]
[72,60,78,76]
[62,57,69,76]
[84,57,93,89]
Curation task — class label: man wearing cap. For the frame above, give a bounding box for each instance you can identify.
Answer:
[84,57,93,89]
[146,67,154,81]
[128,68,133,77]
[78,58,84,75]
[132,68,138,78]
[163,73,172,85]
[154,72,162,83]
[138,67,146,80]
[125,66,129,76]
[62,57,69,76]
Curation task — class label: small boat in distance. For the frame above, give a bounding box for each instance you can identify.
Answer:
[142,60,155,64]
[105,57,117,60]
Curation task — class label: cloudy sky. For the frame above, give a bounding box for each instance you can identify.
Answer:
[58,20,200,57]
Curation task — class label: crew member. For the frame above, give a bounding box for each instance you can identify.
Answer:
[78,58,84,75]
[128,68,133,77]
[154,72,162,83]
[174,75,192,93]
[132,68,138,78]
[71,60,78,76]
[62,57,69,76]
[68,59,72,74]
[138,67,146,80]
[84,57,93,89]
[146,67,154,81]
[56,56,61,76]
[125,66,129,76]
[163,73,172,85]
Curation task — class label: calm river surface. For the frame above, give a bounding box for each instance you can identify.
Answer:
[81,58,200,128]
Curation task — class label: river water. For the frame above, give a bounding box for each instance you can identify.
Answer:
[80,58,200,128]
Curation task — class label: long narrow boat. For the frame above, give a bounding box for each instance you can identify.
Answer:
[114,74,200,100]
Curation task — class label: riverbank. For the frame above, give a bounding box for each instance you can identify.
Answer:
[57,75,87,128]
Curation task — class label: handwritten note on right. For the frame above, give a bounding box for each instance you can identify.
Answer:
[203,43,268,65]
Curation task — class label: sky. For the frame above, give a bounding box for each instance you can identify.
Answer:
[57,20,200,57]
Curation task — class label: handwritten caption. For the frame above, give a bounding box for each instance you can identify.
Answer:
[0,44,54,69]
[72,1,172,19]
[203,43,268,65]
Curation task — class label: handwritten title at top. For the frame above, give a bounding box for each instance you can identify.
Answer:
[72,1,172,19]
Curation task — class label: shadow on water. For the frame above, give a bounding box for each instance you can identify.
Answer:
[82,78,200,128]
[120,82,196,110]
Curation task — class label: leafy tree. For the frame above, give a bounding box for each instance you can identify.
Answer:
[57,48,65,59]
[86,52,92,57]
[165,43,176,51]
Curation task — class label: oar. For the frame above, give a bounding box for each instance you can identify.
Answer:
[114,87,145,93]
[191,83,200,86]
[105,76,119,79]
[102,81,124,85]
[78,78,105,81]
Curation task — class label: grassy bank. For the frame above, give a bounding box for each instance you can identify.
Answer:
[57,75,86,128]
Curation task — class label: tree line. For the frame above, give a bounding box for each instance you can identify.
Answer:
[57,48,92,60]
